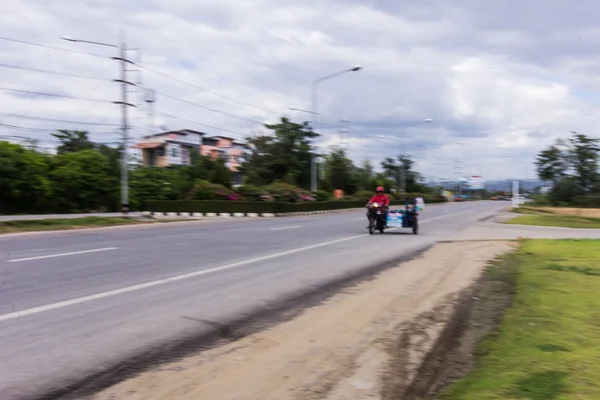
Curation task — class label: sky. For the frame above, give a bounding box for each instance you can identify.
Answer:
[2,0,600,181]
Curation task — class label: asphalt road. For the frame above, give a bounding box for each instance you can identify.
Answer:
[0,201,505,399]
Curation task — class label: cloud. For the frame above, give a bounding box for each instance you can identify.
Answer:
[1,0,599,179]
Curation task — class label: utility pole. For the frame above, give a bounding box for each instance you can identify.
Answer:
[310,82,318,192]
[113,32,137,214]
[63,31,137,215]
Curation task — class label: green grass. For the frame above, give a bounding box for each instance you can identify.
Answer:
[0,216,148,234]
[507,214,600,228]
[441,239,600,399]
[511,207,556,216]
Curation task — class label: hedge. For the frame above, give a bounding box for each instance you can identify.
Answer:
[147,196,446,214]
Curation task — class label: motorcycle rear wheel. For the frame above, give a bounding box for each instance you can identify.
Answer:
[413,219,419,235]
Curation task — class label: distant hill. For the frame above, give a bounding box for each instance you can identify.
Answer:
[431,179,546,192]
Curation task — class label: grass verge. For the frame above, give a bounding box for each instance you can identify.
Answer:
[507,214,600,228]
[511,206,555,216]
[0,217,148,234]
[440,239,600,399]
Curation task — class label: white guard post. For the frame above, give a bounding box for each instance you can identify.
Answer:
[512,180,520,209]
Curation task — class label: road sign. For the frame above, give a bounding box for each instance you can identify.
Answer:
[467,176,484,190]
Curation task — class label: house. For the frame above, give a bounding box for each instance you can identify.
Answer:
[132,129,204,167]
[132,130,245,185]
[200,136,245,186]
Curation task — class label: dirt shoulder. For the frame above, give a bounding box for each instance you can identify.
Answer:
[90,240,514,400]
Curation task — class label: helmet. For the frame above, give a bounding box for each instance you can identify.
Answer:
[376,186,384,192]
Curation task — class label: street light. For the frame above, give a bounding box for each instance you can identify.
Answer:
[310,65,363,192]
[62,36,118,48]
[63,32,136,214]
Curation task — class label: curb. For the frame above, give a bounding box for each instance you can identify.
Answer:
[146,207,367,219]
[145,203,448,219]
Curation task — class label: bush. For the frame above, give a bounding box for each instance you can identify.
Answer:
[147,200,362,214]
[528,194,553,207]
[191,180,240,201]
[235,184,266,201]
[146,197,444,214]
[353,190,374,202]
[571,194,600,208]
[263,182,315,202]
[316,190,332,202]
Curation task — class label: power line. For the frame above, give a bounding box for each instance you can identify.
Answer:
[3,35,344,131]
[0,123,120,136]
[0,123,60,132]
[0,87,112,103]
[0,36,107,58]
[154,90,267,125]
[0,63,110,82]
[0,112,120,126]
[0,135,60,146]
[141,66,288,117]
[1,35,284,123]
[154,111,245,137]
[141,65,344,129]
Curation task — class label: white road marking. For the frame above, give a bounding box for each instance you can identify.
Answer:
[0,206,489,322]
[270,225,301,231]
[356,207,474,223]
[8,247,118,263]
[0,236,365,322]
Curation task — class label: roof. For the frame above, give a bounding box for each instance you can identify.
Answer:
[143,129,205,139]
[205,135,235,141]
[131,142,164,149]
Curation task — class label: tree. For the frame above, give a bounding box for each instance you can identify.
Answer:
[355,159,375,191]
[535,140,569,183]
[52,130,96,154]
[211,159,233,188]
[241,117,318,188]
[48,149,120,212]
[536,132,600,192]
[167,152,218,199]
[535,132,600,205]
[0,142,53,214]
[324,147,359,194]
[381,155,410,191]
[568,132,600,191]
[129,167,178,210]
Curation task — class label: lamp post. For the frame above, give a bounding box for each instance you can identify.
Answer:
[310,66,363,192]
[63,32,137,214]
[376,119,432,193]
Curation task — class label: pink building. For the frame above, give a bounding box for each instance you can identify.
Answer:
[133,131,245,186]
[200,136,245,186]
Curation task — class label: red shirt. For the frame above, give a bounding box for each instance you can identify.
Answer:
[369,194,389,206]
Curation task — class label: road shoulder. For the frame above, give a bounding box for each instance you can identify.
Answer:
[90,240,514,400]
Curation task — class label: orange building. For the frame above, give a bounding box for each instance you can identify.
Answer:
[132,130,245,185]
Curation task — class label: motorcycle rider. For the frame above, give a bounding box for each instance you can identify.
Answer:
[367,186,390,228]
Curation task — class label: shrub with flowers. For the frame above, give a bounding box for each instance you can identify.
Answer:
[262,182,315,202]
[189,181,320,202]
[191,180,239,200]
[235,185,267,201]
